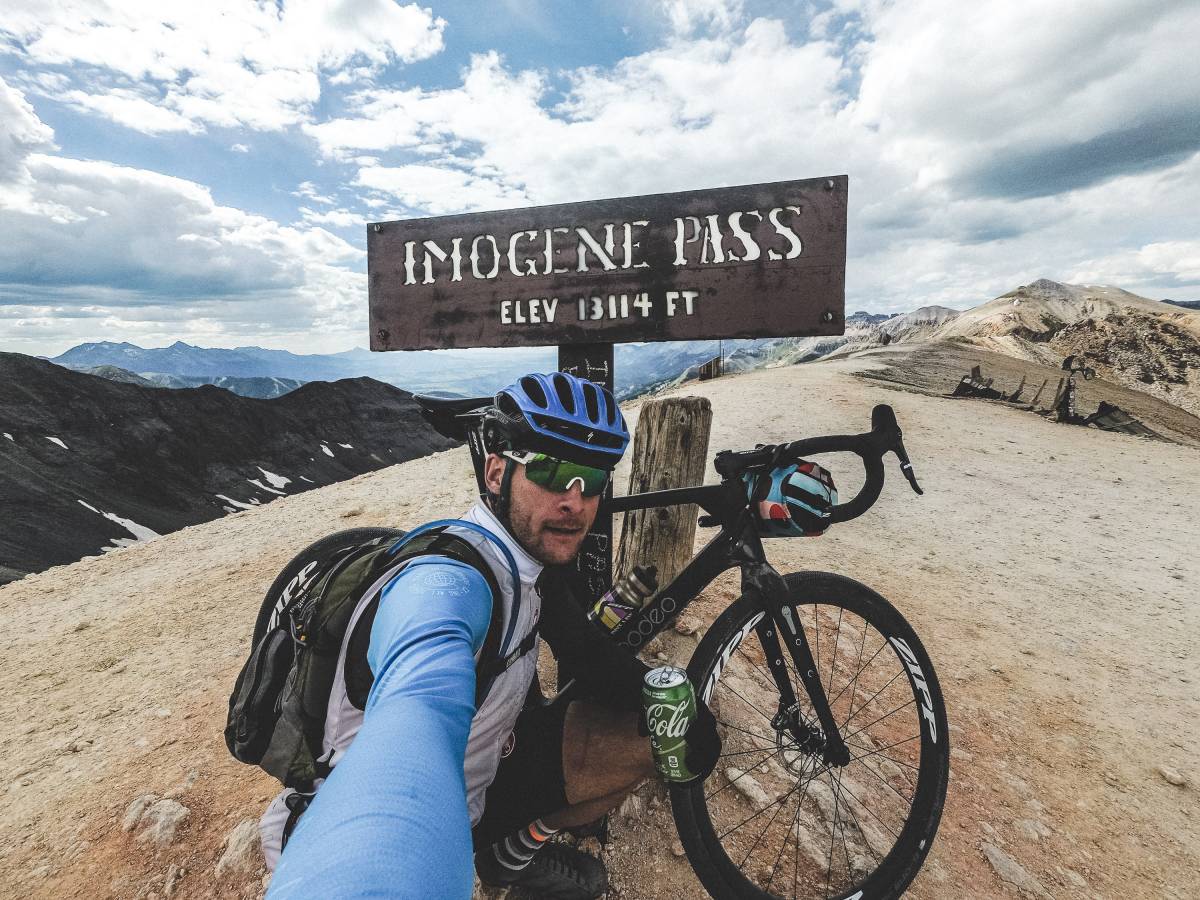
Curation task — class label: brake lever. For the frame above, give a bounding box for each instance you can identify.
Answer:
[893,437,923,495]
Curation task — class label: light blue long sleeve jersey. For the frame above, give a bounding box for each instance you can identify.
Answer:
[266,558,493,900]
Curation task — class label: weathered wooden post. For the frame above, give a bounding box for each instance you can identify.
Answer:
[1028,378,1048,409]
[1049,377,1065,412]
[614,397,712,588]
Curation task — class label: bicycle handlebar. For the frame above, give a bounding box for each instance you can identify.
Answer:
[713,404,923,524]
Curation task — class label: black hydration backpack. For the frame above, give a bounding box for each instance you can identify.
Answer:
[224,520,537,791]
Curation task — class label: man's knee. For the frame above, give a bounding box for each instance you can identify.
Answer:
[561,702,653,802]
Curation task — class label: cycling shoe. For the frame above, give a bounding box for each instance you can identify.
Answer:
[476,841,608,899]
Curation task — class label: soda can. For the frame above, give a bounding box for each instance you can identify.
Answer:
[643,666,697,783]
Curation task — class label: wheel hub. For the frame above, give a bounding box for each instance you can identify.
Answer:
[772,703,825,776]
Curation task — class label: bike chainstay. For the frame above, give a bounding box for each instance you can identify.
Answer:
[744,564,850,767]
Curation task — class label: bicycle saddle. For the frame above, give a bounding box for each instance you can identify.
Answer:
[413,392,491,441]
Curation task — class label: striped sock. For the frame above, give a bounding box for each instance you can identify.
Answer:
[488,819,560,872]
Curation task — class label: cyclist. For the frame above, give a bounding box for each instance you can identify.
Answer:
[265,372,720,899]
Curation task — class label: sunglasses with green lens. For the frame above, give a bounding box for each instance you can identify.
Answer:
[503,451,611,497]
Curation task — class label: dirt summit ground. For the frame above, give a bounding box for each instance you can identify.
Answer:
[0,345,1196,900]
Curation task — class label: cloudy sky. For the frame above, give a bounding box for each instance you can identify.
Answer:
[2,0,1198,357]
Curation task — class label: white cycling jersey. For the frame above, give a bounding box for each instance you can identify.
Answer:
[260,499,544,868]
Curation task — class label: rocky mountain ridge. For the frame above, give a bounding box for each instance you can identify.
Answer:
[841,279,1200,418]
[0,353,456,584]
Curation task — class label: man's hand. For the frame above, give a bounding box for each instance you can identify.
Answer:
[682,697,721,783]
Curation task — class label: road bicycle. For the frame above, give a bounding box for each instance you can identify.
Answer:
[408,394,949,900]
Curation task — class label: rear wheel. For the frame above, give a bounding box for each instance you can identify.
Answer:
[672,572,949,899]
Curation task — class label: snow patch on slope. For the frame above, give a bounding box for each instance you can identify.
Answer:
[247,478,286,496]
[76,499,160,550]
[215,494,257,511]
[257,467,291,489]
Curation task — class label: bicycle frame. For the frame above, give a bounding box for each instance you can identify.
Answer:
[600,481,852,766]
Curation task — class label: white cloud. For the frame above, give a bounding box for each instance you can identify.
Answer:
[230,143,250,153]
[61,87,201,134]
[0,78,368,354]
[299,207,365,228]
[661,0,746,35]
[355,163,530,216]
[2,0,446,133]
[850,0,1200,197]
[0,77,55,180]
[292,180,337,205]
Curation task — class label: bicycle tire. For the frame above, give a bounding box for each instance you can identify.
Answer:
[672,571,949,900]
[252,527,404,645]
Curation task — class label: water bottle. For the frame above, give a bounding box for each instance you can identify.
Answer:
[587,565,658,635]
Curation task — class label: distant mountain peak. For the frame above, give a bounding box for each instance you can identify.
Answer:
[1025,278,1069,292]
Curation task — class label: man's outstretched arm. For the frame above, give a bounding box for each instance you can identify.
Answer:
[267,558,493,899]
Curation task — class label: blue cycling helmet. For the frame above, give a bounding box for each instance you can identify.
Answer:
[483,372,629,470]
[745,460,838,538]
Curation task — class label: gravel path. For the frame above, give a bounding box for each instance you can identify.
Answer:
[1,347,1196,899]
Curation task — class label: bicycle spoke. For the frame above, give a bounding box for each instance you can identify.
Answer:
[824,766,844,898]
[721,679,779,727]
[720,744,788,760]
[841,666,906,731]
[737,645,783,696]
[718,767,813,842]
[826,772,901,841]
[735,774,795,869]
[846,733,919,762]
[812,603,821,678]
[718,718,776,746]
[835,768,857,892]
[825,629,878,712]
[765,772,806,895]
[835,775,882,866]
[842,697,917,746]
[826,606,844,696]
[846,735,922,790]
[850,753,915,806]
[706,746,787,802]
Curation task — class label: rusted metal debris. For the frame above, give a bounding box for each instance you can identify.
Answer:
[948,362,1167,441]
[697,356,723,381]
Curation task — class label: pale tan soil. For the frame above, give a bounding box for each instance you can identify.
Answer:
[1,347,1197,899]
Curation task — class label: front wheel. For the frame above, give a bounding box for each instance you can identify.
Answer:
[672,572,949,900]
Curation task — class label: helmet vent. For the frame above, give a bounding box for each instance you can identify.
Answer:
[520,375,548,408]
[582,382,600,423]
[497,393,522,417]
[551,373,575,413]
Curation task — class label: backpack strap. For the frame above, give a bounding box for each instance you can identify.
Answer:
[343,525,533,711]
[389,519,524,656]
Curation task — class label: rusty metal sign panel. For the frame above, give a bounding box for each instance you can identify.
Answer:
[368,175,847,351]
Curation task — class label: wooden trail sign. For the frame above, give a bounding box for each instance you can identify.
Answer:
[368,176,848,601]
[367,176,847,351]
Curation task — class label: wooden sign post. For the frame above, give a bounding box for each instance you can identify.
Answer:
[368,175,849,596]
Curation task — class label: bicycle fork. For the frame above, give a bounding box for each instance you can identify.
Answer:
[744,563,851,768]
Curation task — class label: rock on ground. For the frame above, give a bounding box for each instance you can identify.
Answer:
[981,842,1052,899]
[128,798,190,847]
[215,818,263,878]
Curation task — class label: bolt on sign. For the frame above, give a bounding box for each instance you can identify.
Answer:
[367,175,847,351]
